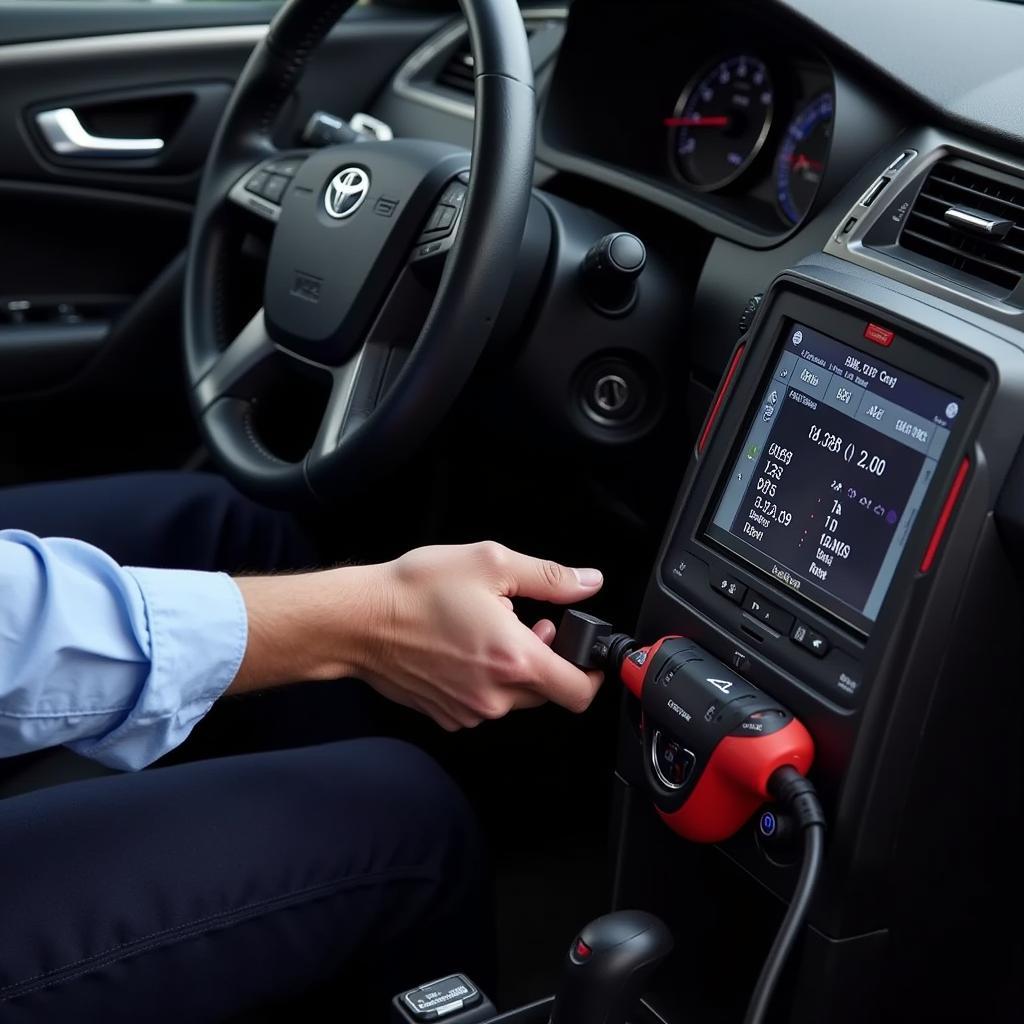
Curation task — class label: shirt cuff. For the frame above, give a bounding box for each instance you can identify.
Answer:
[69,568,248,771]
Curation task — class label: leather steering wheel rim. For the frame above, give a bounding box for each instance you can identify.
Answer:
[183,0,536,505]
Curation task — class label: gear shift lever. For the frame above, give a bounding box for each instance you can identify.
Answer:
[549,910,673,1024]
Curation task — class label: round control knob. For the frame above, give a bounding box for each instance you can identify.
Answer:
[581,232,647,315]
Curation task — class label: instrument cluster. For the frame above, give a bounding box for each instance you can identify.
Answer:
[666,51,833,228]
[538,7,839,242]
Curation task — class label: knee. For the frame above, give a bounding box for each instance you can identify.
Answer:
[353,739,479,838]
[319,738,486,881]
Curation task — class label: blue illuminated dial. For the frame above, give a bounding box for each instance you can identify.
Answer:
[775,92,834,225]
[669,54,775,191]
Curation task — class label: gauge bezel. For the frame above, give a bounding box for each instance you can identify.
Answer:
[669,52,775,193]
[773,90,835,226]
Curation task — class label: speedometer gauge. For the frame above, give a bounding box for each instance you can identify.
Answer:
[667,55,774,190]
[775,92,834,225]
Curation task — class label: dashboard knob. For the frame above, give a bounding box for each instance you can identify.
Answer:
[581,232,646,315]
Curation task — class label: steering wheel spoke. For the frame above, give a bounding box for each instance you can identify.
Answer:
[312,341,407,461]
[194,310,278,411]
[227,151,313,225]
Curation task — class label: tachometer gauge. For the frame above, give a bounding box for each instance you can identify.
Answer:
[775,92,834,225]
[667,55,774,190]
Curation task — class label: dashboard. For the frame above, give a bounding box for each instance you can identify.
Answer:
[538,2,847,242]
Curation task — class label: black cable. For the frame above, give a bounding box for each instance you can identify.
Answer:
[742,766,827,1024]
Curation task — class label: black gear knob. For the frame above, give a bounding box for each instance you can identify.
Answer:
[549,910,673,1024]
[580,232,646,315]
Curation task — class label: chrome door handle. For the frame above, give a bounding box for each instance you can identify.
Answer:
[35,107,165,157]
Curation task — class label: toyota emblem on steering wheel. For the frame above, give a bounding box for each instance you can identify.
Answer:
[324,167,370,219]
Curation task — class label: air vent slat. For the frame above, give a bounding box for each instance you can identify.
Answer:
[901,228,1023,275]
[898,159,1024,294]
[905,211,1024,264]
[434,25,537,96]
[919,178,1024,220]
[436,42,475,95]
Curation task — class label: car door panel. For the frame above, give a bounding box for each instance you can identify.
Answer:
[0,6,448,483]
[0,1,282,46]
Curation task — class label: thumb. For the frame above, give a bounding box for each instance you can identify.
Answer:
[496,547,604,603]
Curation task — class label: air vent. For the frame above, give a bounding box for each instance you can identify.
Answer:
[899,160,1024,293]
[435,26,538,96]
[437,39,475,94]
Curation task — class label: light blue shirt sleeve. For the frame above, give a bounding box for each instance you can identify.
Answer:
[0,529,248,771]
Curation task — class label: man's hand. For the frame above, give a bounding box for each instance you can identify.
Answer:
[232,542,605,729]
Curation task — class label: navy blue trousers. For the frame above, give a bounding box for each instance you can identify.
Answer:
[0,473,492,1021]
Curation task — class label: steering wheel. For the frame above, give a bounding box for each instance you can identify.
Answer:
[183,0,535,505]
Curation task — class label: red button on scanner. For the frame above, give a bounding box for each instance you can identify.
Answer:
[864,322,895,346]
[575,939,592,960]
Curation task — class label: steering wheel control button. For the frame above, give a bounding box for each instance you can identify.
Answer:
[417,179,468,244]
[261,174,289,204]
[426,203,458,233]
[245,170,270,196]
[651,730,696,790]
[441,181,468,208]
[324,166,370,219]
[791,622,830,658]
[711,573,746,604]
[267,156,304,178]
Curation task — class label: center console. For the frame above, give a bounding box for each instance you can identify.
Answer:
[610,264,1024,1023]
[662,281,986,723]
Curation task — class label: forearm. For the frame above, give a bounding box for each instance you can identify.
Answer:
[230,565,386,693]
[225,543,604,733]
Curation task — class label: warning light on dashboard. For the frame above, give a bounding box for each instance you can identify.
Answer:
[864,322,895,346]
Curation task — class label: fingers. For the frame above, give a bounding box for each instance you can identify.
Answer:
[422,702,463,732]
[508,688,547,711]
[371,677,469,732]
[523,633,604,714]
[531,618,556,644]
[477,542,603,604]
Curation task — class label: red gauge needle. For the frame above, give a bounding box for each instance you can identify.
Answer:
[663,116,730,127]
